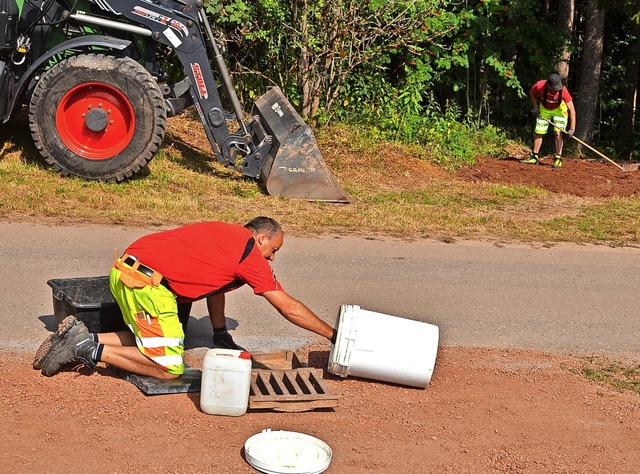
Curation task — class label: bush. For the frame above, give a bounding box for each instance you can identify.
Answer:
[338,96,507,170]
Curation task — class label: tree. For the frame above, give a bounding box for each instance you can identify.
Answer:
[575,0,606,144]
[207,0,463,121]
[291,0,463,121]
[618,27,640,160]
[556,0,575,79]
[616,2,640,160]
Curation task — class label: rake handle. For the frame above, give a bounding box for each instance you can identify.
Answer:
[537,116,625,171]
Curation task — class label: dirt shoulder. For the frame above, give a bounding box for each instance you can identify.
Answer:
[3,345,639,473]
[456,152,640,198]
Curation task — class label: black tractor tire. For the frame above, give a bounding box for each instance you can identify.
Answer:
[29,54,167,181]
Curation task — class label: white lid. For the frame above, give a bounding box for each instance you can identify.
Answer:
[244,429,332,474]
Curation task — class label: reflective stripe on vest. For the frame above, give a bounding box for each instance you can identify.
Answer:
[137,336,184,348]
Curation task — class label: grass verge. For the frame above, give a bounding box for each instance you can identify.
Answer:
[0,112,639,245]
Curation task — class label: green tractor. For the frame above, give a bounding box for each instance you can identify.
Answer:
[0,0,348,201]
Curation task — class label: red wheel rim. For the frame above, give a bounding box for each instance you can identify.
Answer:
[56,82,135,160]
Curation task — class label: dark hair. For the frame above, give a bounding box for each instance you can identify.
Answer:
[244,216,282,237]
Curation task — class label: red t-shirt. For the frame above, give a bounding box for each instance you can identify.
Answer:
[530,79,573,109]
[125,222,282,302]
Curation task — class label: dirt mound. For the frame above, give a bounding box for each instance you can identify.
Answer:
[456,152,640,198]
[170,113,640,199]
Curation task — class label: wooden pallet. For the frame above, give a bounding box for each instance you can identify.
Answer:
[249,368,339,412]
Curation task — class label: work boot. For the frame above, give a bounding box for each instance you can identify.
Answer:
[521,152,539,165]
[34,316,96,369]
[213,330,245,351]
[39,316,97,377]
[33,332,59,370]
[553,155,563,169]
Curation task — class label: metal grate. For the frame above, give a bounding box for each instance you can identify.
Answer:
[249,368,339,412]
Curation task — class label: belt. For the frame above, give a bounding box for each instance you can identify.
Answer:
[124,256,154,278]
[123,256,170,289]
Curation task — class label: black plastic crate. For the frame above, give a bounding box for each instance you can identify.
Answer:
[47,276,191,334]
[47,276,127,333]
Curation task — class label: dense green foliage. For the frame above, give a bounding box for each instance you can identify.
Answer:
[203,0,640,165]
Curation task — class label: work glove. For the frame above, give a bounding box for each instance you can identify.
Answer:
[531,107,539,117]
[213,330,245,351]
[567,129,575,138]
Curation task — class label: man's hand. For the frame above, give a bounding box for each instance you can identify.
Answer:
[567,129,575,138]
[531,107,539,117]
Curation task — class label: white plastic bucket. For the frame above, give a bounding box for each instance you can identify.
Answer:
[327,304,439,388]
[200,348,252,416]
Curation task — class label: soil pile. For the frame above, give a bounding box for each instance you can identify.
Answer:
[456,153,640,198]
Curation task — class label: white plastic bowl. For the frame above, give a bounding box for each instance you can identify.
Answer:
[244,429,332,474]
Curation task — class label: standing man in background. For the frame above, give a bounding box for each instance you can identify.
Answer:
[522,73,577,169]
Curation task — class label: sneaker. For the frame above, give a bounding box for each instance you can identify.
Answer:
[521,153,539,165]
[553,155,563,169]
[40,316,97,377]
[213,330,245,351]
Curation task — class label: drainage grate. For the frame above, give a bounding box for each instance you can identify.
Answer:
[249,368,339,412]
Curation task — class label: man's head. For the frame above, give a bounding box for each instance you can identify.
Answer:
[245,216,284,261]
[547,74,564,91]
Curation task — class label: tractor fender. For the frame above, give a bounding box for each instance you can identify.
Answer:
[5,35,131,122]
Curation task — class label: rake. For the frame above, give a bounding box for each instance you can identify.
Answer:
[538,116,639,172]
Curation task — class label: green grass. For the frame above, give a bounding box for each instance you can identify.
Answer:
[1,113,640,245]
[581,360,640,396]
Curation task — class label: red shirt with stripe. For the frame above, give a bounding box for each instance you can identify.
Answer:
[530,79,573,110]
[124,222,282,302]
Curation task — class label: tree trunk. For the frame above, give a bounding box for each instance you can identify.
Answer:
[556,0,574,79]
[297,0,312,119]
[574,0,605,146]
[617,18,640,160]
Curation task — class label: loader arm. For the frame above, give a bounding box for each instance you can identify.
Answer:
[64,0,348,200]
[82,0,272,176]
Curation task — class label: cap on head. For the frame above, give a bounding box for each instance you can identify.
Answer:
[547,74,564,91]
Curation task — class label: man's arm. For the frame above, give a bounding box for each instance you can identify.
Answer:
[262,290,334,340]
[207,292,245,350]
[207,293,226,329]
[529,85,539,110]
[567,100,577,131]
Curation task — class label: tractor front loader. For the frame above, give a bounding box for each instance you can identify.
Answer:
[0,0,348,202]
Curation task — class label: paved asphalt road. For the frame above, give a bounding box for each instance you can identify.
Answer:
[1,221,639,357]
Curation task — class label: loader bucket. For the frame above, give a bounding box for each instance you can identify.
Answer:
[252,87,349,203]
